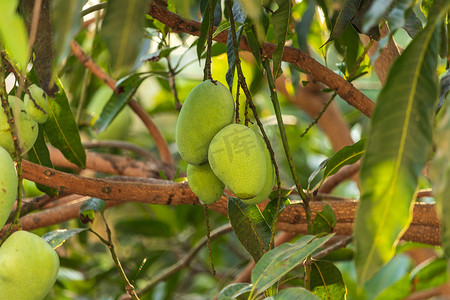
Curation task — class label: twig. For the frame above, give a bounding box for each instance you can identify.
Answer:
[312,236,353,260]
[137,224,233,296]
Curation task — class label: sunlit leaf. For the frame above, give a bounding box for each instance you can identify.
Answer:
[251,234,333,294]
[410,257,448,292]
[0,0,28,72]
[354,18,440,284]
[228,196,272,262]
[43,79,86,168]
[269,287,320,299]
[42,228,89,249]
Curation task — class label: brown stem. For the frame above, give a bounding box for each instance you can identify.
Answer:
[148,2,375,117]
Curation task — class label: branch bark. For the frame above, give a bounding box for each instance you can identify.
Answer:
[20,160,441,245]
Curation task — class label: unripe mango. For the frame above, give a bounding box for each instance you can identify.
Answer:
[24,84,49,124]
[0,231,60,300]
[241,133,275,205]
[0,145,17,228]
[208,124,266,199]
[176,80,234,165]
[0,96,39,155]
[187,163,225,205]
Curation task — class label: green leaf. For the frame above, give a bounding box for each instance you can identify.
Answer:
[386,0,416,34]
[0,0,29,72]
[326,0,360,44]
[140,46,180,62]
[354,18,441,284]
[410,257,448,292]
[227,196,272,262]
[51,0,84,69]
[93,73,145,133]
[321,139,365,184]
[269,287,320,299]
[251,234,333,295]
[213,21,231,38]
[311,204,337,235]
[295,1,316,53]
[79,198,106,224]
[310,260,346,299]
[262,189,291,228]
[218,283,252,300]
[27,125,58,197]
[42,228,89,249]
[197,0,218,61]
[437,65,450,112]
[226,0,246,90]
[272,0,293,78]
[364,254,411,299]
[100,0,152,75]
[43,78,86,168]
[430,108,450,273]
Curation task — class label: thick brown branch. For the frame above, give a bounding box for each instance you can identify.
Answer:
[21,160,440,244]
[148,2,375,117]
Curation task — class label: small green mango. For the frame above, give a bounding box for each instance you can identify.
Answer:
[187,163,225,205]
[176,80,234,165]
[0,231,60,300]
[24,84,49,124]
[0,96,39,155]
[208,124,266,199]
[241,132,275,205]
[0,145,18,228]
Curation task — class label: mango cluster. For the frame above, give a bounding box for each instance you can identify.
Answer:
[0,85,59,300]
[176,80,274,205]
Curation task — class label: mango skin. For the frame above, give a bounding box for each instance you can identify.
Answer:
[241,133,275,205]
[176,80,234,165]
[0,145,17,228]
[0,231,60,300]
[187,163,225,205]
[0,96,39,155]
[24,84,49,124]
[208,124,266,199]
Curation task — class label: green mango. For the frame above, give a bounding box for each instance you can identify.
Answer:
[208,124,266,199]
[0,145,17,228]
[24,84,49,124]
[0,231,60,300]
[187,163,225,205]
[0,96,38,155]
[176,80,234,165]
[241,132,275,205]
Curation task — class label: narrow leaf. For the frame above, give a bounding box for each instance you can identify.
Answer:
[262,189,291,228]
[196,0,219,61]
[218,283,252,300]
[363,0,394,33]
[226,0,246,90]
[354,19,440,284]
[386,0,415,34]
[272,0,293,78]
[94,73,145,133]
[402,10,423,38]
[326,0,361,43]
[322,139,365,182]
[42,228,88,249]
[51,0,84,69]
[295,1,316,53]
[43,78,86,168]
[27,125,58,197]
[0,0,29,72]
[270,287,320,299]
[410,257,448,292]
[437,68,450,112]
[310,260,346,299]
[227,196,272,262]
[100,0,152,75]
[251,234,333,294]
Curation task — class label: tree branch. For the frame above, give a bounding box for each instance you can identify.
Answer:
[148,2,375,117]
